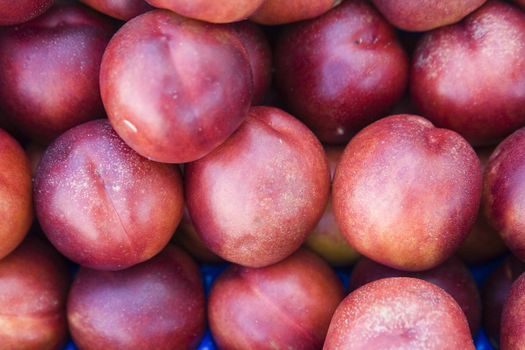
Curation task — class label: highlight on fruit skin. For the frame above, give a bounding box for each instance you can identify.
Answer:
[186,106,330,268]
[274,0,409,144]
[34,119,184,271]
[0,2,116,143]
[250,0,342,25]
[144,0,265,23]
[100,10,254,163]
[0,128,33,260]
[332,114,482,271]
[79,0,152,20]
[349,256,482,334]
[324,277,475,350]
[208,249,345,350]
[410,1,525,146]
[0,236,70,350]
[67,245,206,350]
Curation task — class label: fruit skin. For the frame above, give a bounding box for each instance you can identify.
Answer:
[411,1,525,146]
[333,114,481,271]
[0,3,116,144]
[100,10,253,163]
[0,128,33,260]
[501,272,525,350]
[458,147,507,264]
[482,256,525,347]
[186,106,330,268]
[0,236,70,350]
[250,0,341,25]
[208,249,344,350]
[371,0,487,31]
[68,245,205,350]
[485,127,525,262]
[324,277,475,350]
[34,119,184,271]
[349,257,481,334]
[305,146,360,266]
[275,0,408,144]
[0,0,53,26]
[230,21,272,105]
[144,0,264,24]
[173,207,222,264]
[79,0,152,20]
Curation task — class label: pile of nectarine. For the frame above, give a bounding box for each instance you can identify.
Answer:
[1,1,525,349]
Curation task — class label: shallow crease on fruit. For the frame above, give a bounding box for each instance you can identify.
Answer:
[100,10,254,163]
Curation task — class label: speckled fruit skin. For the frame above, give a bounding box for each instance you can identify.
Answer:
[144,0,264,23]
[0,0,53,25]
[482,256,525,347]
[501,272,525,349]
[68,245,205,350]
[100,10,253,163]
[79,0,151,20]
[173,208,222,264]
[0,3,115,144]
[324,277,475,350]
[250,0,341,25]
[332,114,482,271]
[186,106,330,268]
[0,236,70,350]
[34,119,184,271]
[275,0,408,144]
[0,128,32,259]
[371,0,486,31]
[209,249,344,349]
[485,128,525,261]
[458,147,508,264]
[349,257,481,334]
[411,1,525,146]
[230,21,272,105]
[305,146,360,267]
